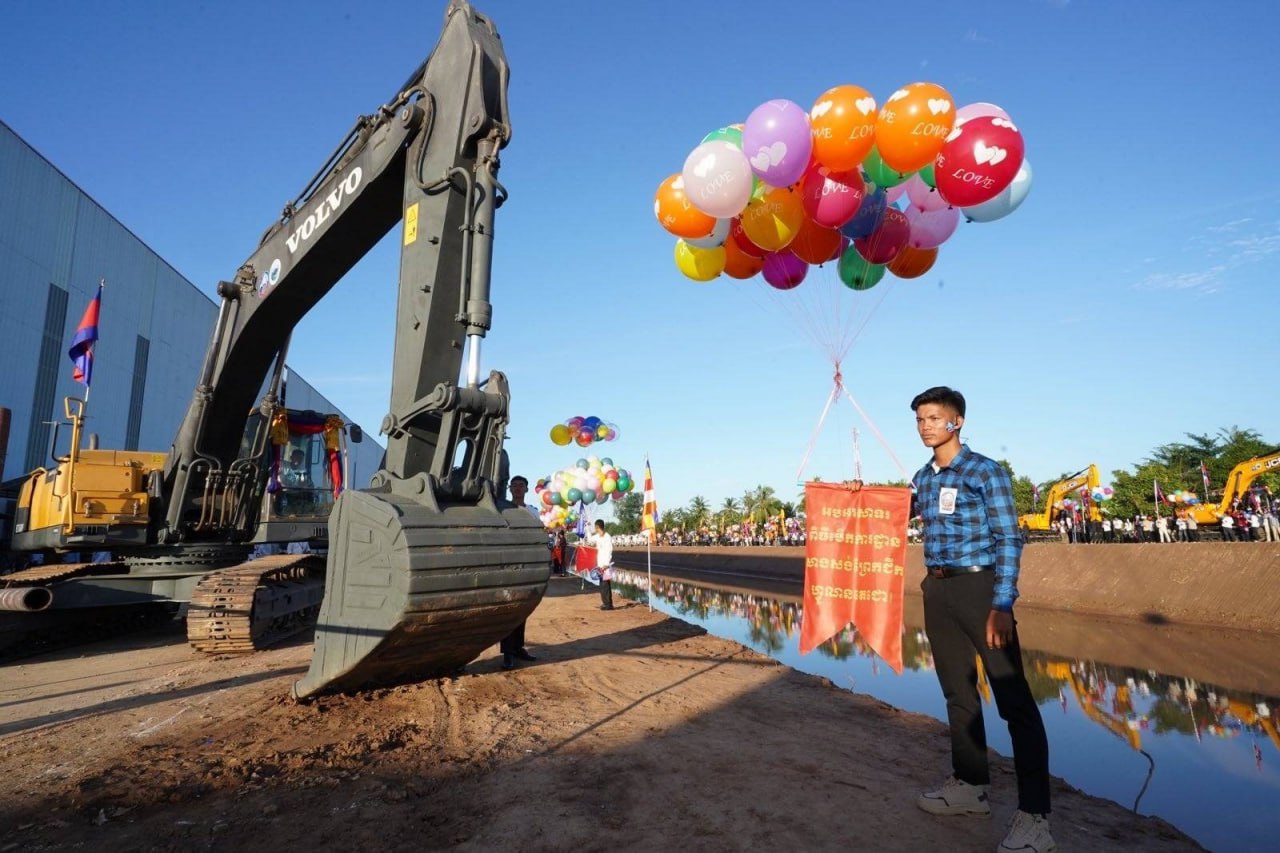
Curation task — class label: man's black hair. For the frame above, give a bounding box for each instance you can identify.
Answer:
[910,386,966,417]
[509,475,529,486]
[594,520,606,531]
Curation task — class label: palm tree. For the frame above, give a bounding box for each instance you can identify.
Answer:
[750,484,780,522]
[687,495,710,530]
[718,497,741,527]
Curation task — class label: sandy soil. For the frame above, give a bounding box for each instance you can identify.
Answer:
[0,577,1199,852]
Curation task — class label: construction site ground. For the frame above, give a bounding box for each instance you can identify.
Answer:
[0,577,1199,852]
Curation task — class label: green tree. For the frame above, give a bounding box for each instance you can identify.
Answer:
[718,497,741,528]
[613,492,643,533]
[687,495,710,530]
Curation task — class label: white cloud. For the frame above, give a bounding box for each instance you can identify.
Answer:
[964,29,992,44]
[1133,266,1228,293]
[1227,231,1280,259]
[1207,217,1253,233]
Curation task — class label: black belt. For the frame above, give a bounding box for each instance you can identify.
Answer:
[926,565,993,579]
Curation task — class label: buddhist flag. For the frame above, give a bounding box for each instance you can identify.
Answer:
[641,456,659,542]
[68,282,103,386]
[800,483,912,673]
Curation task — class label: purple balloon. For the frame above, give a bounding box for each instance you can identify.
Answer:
[905,205,960,250]
[742,99,813,188]
[839,187,887,240]
[762,252,809,290]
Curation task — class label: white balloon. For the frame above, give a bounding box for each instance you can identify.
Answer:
[961,159,1033,223]
[681,140,753,218]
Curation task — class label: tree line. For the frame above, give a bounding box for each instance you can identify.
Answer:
[606,426,1276,534]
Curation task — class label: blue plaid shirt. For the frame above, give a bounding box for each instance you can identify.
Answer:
[912,445,1023,611]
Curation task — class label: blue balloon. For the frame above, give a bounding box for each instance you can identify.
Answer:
[839,187,887,240]
[576,458,589,470]
[567,487,582,503]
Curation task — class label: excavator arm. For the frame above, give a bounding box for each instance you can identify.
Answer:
[163,0,512,542]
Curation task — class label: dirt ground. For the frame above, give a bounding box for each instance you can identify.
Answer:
[0,577,1199,852]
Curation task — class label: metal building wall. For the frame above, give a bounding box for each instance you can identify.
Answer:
[0,121,384,485]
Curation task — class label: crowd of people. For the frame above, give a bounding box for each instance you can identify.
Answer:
[1049,502,1279,543]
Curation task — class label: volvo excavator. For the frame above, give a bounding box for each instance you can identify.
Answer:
[1,0,549,699]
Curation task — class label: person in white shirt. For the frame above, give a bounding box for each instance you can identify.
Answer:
[583,519,615,610]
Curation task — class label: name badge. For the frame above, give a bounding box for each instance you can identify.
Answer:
[939,487,958,515]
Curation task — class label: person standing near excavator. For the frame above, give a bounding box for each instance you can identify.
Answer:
[499,475,541,670]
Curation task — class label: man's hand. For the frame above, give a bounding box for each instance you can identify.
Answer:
[986,609,1014,650]
[843,479,864,493]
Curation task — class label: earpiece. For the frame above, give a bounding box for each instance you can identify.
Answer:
[945,421,957,433]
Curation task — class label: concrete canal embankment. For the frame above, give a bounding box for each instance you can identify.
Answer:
[616,543,1280,634]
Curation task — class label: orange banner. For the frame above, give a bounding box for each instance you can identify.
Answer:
[799,483,912,673]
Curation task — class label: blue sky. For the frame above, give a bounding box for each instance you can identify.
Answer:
[3,0,1278,511]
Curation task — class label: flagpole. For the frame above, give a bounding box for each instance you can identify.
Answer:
[1200,461,1209,505]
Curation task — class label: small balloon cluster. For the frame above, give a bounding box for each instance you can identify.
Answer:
[1086,486,1115,502]
[656,83,1031,291]
[550,415,620,448]
[536,457,635,529]
[1166,489,1200,505]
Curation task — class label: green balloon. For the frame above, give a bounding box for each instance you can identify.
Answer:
[701,126,743,149]
[838,246,887,291]
[919,162,937,189]
[862,146,910,189]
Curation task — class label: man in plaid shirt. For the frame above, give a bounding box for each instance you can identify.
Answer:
[909,386,1054,853]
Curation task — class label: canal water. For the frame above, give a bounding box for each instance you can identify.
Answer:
[608,568,1280,851]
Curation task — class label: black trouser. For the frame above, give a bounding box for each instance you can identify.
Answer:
[499,620,526,655]
[922,570,1050,815]
[599,577,613,608]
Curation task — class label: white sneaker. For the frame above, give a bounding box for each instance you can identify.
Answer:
[998,810,1056,852]
[916,776,991,817]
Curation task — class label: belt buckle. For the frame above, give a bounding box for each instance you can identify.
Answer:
[928,566,947,579]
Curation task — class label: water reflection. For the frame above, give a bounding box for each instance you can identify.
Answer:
[610,568,1280,851]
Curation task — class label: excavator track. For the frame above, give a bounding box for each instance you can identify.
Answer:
[0,561,127,587]
[186,554,326,654]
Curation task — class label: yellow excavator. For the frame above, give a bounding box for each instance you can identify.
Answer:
[1040,661,1142,751]
[1181,451,1280,535]
[0,0,549,700]
[1019,465,1102,534]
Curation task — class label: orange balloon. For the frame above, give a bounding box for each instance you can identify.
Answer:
[874,82,955,173]
[722,232,766,279]
[655,173,716,240]
[740,185,806,252]
[887,245,938,279]
[787,218,843,265]
[809,85,878,171]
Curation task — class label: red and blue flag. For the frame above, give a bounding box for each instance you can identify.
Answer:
[68,283,102,386]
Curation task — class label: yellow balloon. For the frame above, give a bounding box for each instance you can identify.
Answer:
[550,424,571,446]
[674,240,725,282]
[740,186,805,252]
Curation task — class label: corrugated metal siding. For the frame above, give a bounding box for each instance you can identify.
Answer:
[0,121,384,485]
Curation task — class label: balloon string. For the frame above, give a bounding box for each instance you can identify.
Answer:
[794,368,843,483]
[841,384,910,480]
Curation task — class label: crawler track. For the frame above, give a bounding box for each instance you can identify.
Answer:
[186,554,326,654]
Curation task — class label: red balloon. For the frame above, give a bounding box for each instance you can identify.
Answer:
[854,207,910,265]
[800,165,866,229]
[934,116,1025,207]
[574,428,594,447]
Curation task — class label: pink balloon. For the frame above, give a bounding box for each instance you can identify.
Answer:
[801,166,866,229]
[955,102,1012,127]
[905,205,960,249]
[762,252,809,290]
[904,174,949,213]
[883,183,907,205]
[854,207,910,264]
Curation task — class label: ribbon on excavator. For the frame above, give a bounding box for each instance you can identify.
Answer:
[267,411,346,498]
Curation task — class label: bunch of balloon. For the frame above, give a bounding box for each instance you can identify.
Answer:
[655,85,1032,294]
[535,457,636,529]
[1166,489,1200,506]
[549,415,620,448]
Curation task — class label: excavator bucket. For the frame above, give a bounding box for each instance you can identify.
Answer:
[292,487,549,699]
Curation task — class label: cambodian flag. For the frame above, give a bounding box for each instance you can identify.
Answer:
[68,282,102,386]
[1200,461,1211,489]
